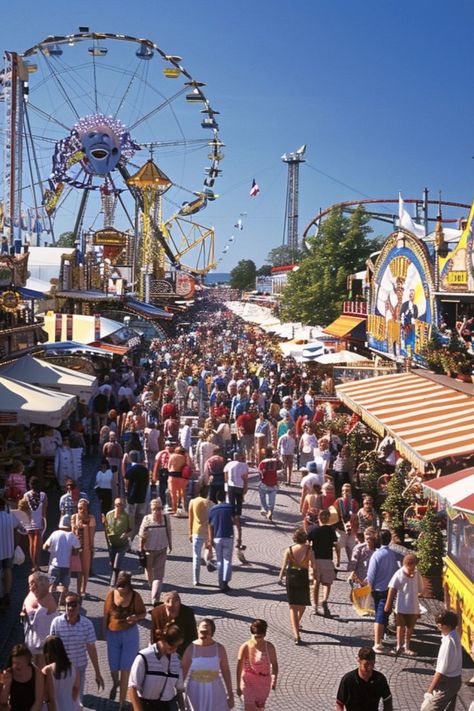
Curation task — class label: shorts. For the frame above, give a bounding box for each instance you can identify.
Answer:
[107,625,139,671]
[49,566,71,588]
[395,612,419,628]
[372,590,389,626]
[227,486,244,516]
[0,557,12,570]
[314,558,336,585]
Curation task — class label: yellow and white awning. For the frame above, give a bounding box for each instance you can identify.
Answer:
[336,372,474,470]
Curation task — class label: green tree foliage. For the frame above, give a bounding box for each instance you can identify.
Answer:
[229,259,257,290]
[256,264,272,276]
[381,459,414,530]
[266,245,303,267]
[415,506,444,577]
[280,206,377,325]
[53,231,75,248]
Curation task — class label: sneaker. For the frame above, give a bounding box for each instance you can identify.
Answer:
[372,644,385,653]
[267,511,273,521]
[260,509,266,516]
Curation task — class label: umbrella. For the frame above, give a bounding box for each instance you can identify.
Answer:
[0,355,97,403]
[0,375,77,427]
[315,350,370,364]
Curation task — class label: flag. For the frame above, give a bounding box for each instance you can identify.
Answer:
[398,193,425,238]
[249,179,260,197]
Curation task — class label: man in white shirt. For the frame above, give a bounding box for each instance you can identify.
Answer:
[277,428,296,486]
[423,609,462,711]
[43,521,80,604]
[224,453,249,548]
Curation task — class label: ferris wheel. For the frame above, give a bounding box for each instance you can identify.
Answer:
[2,29,222,277]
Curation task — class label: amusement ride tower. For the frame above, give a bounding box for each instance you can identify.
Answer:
[281,144,306,261]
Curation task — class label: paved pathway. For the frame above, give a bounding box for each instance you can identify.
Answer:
[2,457,473,710]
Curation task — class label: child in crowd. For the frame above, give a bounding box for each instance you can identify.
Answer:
[384,552,423,656]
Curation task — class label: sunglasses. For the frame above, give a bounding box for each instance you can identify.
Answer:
[66,602,78,608]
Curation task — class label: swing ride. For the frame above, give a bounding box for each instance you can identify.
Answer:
[1,30,223,301]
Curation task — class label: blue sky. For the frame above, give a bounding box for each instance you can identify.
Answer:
[1,1,473,271]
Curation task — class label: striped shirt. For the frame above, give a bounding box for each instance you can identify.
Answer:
[129,644,183,700]
[50,614,96,669]
[0,510,19,560]
[139,515,171,551]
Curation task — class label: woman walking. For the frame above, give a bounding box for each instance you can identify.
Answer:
[42,635,81,711]
[71,499,96,598]
[103,571,146,709]
[236,619,278,710]
[278,527,316,645]
[138,498,172,605]
[23,477,48,571]
[182,618,234,710]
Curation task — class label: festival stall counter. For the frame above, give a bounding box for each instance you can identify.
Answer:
[422,469,474,654]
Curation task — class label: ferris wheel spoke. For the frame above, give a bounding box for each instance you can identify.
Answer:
[27,102,71,132]
[112,60,143,121]
[128,87,188,131]
[42,54,81,121]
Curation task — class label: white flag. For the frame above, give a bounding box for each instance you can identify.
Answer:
[398,193,425,238]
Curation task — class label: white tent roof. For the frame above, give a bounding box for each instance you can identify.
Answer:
[0,375,77,427]
[0,356,97,403]
[315,350,371,364]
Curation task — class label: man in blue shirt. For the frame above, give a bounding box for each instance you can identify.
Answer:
[367,529,398,653]
[208,489,235,593]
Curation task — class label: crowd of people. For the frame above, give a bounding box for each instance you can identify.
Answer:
[0,290,469,710]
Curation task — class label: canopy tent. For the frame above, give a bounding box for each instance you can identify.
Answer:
[0,375,76,427]
[40,341,116,359]
[0,355,97,403]
[323,315,366,339]
[315,350,370,365]
[422,469,474,516]
[336,372,474,471]
[280,339,328,362]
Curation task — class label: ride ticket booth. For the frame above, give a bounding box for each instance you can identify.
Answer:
[422,469,474,655]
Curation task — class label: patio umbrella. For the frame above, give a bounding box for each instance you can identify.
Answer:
[315,350,371,364]
[0,355,97,403]
[0,375,77,427]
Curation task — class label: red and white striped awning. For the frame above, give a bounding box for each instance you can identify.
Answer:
[335,372,474,470]
[422,469,474,515]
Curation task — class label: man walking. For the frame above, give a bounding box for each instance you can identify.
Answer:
[43,520,80,607]
[258,446,280,521]
[307,508,339,615]
[0,497,22,608]
[125,450,149,539]
[336,646,393,710]
[129,624,185,710]
[367,529,398,653]
[188,484,212,586]
[423,609,462,711]
[208,489,235,593]
[51,591,104,701]
[224,452,249,547]
[277,428,296,485]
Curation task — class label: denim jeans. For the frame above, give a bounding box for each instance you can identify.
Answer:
[126,501,147,539]
[214,537,233,586]
[192,534,206,585]
[259,483,277,513]
[108,545,127,586]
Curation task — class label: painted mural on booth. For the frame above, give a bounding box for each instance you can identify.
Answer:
[368,231,434,363]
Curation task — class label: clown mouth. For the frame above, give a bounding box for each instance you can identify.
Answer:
[91,148,109,159]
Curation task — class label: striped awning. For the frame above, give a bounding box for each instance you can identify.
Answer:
[323,315,365,338]
[422,469,474,516]
[336,372,474,470]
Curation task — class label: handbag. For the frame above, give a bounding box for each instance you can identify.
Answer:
[13,545,25,565]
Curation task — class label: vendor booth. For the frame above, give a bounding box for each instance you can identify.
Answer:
[0,355,97,403]
[0,375,76,428]
[422,469,474,654]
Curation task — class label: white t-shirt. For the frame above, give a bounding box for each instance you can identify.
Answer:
[300,472,321,491]
[45,530,80,568]
[224,460,249,488]
[436,630,462,677]
[388,567,423,614]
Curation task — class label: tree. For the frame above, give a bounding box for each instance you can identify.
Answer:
[229,259,257,290]
[256,264,272,276]
[266,245,304,267]
[280,206,378,325]
[381,459,414,530]
[53,231,75,248]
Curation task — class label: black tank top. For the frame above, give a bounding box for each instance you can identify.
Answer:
[10,665,36,710]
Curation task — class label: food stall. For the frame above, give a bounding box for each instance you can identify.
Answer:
[422,469,474,653]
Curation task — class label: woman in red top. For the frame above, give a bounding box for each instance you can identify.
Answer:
[258,446,281,521]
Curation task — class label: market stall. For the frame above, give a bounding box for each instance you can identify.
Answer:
[0,355,97,403]
[422,469,474,654]
[0,375,77,428]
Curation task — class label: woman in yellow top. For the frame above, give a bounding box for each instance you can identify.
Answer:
[103,571,146,709]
